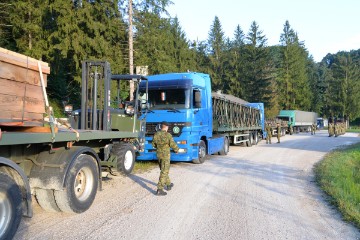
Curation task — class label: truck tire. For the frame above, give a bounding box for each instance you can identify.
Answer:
[0,173,22,240]
[253,133,259,145]
[54,154,98,213]
[111,143,135,175]
[35,189,61,212]
[219,137,229,155]
[246,133,252,147]
[193,140,207,164]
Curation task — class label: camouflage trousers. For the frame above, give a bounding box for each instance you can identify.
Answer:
[266,134,272,144]
[277,134,281,143]
[157,157,171,190]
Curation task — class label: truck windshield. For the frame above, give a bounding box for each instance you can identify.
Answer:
[146,89,190,110]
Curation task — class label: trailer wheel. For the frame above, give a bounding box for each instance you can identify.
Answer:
[193,140,207,164]
[246,133,252,147]
[253,133,259,145]
[0,173,22,240]
[219,137,229,155]
[35,189,61,212]
[111,143,135,175]
[54,154,98,213]
[281,128,286,136]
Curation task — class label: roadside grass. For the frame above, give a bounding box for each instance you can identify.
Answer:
[314,143,360,228]
[133,160,158,173]
[347,127,360,133]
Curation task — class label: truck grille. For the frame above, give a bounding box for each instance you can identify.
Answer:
[146,122,188,136]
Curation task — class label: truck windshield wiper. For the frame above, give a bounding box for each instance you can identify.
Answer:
[166,108,181,113]
[142,109,154,113]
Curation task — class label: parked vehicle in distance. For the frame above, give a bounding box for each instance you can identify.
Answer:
[277,110,318,133]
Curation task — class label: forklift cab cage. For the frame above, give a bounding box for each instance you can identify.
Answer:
[81,61,148,131]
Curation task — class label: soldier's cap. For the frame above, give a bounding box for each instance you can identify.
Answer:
[161,121,169,127]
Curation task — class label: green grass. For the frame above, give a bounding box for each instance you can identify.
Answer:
[315,143,360,228]
[347,127,360,133]
[133,160,158,173]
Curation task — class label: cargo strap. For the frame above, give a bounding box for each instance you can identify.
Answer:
[69,127,80,142]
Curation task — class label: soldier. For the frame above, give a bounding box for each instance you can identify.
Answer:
[328,123,334,137]
[265,123,272,144]
[152,121,179,196]
[276,123,281,143]
[289,123,293,135]
[311,123,316,135]
[334,123,339,137]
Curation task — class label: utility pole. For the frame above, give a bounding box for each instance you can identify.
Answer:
[128,0,134,100]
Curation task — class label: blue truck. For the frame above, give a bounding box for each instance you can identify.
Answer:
[137,72,263,164]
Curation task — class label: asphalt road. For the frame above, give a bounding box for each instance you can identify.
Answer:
[14,130,360,240]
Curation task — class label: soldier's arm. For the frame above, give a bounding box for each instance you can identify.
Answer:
[152,134,157,148]
[168,135,179,152]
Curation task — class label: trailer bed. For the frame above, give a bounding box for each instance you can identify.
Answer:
[0,128,139,145]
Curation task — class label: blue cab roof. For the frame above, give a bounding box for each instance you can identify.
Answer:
[140,72,209,89]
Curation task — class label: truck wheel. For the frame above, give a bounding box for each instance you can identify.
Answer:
[219,137,229,155]
[111,143,135,175]
[35,189,61,212]
[193,140,207,164]
[54,154,98,213]
[0,173,22,240]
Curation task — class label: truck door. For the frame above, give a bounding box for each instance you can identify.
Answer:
[193,88,209,135]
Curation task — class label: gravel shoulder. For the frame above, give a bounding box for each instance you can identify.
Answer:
[14,130,360,240]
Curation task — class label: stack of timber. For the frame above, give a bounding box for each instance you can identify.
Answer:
[0,47,50,127]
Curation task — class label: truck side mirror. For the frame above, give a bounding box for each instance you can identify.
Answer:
[194,91,201,108]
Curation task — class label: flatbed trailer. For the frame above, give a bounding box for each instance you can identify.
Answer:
[264,119,288,136]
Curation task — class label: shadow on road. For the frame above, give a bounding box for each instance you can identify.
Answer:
[128,174,157,194]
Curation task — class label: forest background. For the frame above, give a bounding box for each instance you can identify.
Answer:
[1,0,360,123]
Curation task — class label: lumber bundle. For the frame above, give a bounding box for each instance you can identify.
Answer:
[0,47,50,126]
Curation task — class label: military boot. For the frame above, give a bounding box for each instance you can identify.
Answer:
[156,189,167,196]
[166,183,174,191]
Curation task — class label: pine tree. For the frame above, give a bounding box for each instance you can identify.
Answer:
[207,16,226,91]
[227,25,245,98]
[322,52,360,121]
[242,21,273,105]
[278,20,311,110]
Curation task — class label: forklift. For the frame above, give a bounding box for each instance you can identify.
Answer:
[69,60,148,174]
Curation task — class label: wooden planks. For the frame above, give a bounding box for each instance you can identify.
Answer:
[0,47,50,74]
[0,61,48,86]
[0,47,50,127]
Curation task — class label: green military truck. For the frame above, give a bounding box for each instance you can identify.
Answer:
[0,50,147,240]
[277,110,318,134]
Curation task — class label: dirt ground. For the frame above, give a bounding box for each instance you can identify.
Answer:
[14,130,360,240]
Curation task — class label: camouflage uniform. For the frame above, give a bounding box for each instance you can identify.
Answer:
[152,130,179,190]
[265,125,272,144]
[334,123,339,137]
[311,124,316,135]
[276,124,281,143]
[328,123,334,137]
[289,123,293,135]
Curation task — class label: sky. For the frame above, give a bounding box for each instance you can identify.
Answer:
[167,0,360,62]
